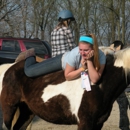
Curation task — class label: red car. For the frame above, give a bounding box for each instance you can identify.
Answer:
[0,37,51,64]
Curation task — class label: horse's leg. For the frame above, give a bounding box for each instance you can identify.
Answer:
[78,119,93,130]
[2,123,8,130]
[92,123,103,130]
[1,106,19,130]
[78,118,104,130]
[1,104,17,130]
[1,85,21,130]
[13,102,34,130]
[11,107,20,129]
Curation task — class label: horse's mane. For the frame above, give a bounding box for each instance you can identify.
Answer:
[114,47,130,83]
[114,47,130,68]
[99,45,130,79]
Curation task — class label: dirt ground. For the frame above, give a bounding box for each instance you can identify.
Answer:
[0,101,130,130]
[31,101,130,130]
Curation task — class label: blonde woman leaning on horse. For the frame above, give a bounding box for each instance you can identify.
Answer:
[15,34,106,84]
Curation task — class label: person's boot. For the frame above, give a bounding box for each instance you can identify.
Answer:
[15,48,35,62]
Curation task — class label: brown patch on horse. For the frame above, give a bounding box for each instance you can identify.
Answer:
[1,60,74,128]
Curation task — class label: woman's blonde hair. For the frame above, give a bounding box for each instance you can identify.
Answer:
[90,33,100,71]
[55,21,66,30]
[56,21,66,29]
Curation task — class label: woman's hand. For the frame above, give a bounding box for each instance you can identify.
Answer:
[81,50,94,69]
[81,58,87,70]
[86,50,94,60]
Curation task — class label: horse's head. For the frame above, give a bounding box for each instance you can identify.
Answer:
[99,45,114,55]
[99,44,121,56]
[112,40,124,49]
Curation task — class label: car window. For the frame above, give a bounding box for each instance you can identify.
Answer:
[2,40,20,52]
[23,41,48,55]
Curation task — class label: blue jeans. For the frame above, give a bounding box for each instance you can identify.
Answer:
[24,54,63,77]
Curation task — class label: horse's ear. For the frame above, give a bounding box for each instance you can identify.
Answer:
[109,44,115,50]
[115,45,121,51]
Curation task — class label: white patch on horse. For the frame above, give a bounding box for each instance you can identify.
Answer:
[114,48,130,83]
[0,63,15,95]
[42,78,84,122]
[2,122,8,130]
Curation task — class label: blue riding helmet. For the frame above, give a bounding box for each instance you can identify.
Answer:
[79,36,93,45]
[58,10,75,21]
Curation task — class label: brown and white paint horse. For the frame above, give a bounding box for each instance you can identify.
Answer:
[0,48,130,130]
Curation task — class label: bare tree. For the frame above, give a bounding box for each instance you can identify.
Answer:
[0,0,130,45]
[0,0,21,36]
[30,0,56,39]
[121,0,126,44]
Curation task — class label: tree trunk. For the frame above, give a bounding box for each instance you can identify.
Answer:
[110,0,115,42]
[121,0,125,44]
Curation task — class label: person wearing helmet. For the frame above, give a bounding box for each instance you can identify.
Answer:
[51,10,76,57]
[16,34,106,85]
